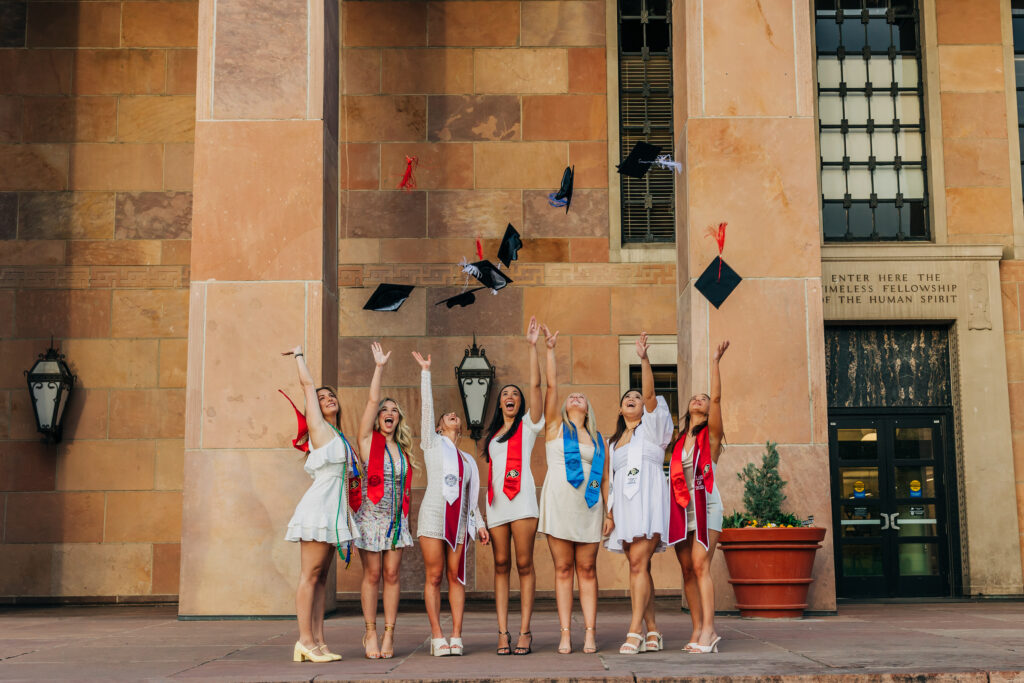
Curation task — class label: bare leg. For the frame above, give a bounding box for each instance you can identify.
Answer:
[380,548,403,656]
[489,522,512,652]
[312,549,333,646]
[624,537,660,644]
[421,538,446,639]
[510,517,539,652]
[358,548,381,658]
[296,541,331,649]
[643,561,657,636]
[691,530,721,646]
[547,535,576,653]
[445,543,466,637]
[674,536,702,644]
[574,541,599,653]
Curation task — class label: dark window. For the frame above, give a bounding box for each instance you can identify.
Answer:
[1012,2,1024,196]
[816,0,929,241]
[618,0,675,244]
[628,363,678,469]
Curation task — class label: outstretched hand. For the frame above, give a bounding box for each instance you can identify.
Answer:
[371,341,391,366]
[713,340,730,362]
[526,315,541,345]
[412,351,431,371]
[541,323,559,349]
[635,332,650,360]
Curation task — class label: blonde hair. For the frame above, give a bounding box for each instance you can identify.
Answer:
[375,397,416,469]
[560,395,599,445]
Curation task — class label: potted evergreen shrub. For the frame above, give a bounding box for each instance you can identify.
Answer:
[719,441,827,618]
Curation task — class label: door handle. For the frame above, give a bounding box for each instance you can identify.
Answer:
[890,512,900,530]
[880,512,890,530]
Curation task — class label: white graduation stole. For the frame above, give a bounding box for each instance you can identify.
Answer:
[623,432,643,499]
[442,436,461,504]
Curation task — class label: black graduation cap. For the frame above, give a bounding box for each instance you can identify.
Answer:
[497,224,522,268]
[362,283,414,311]
[617,141,663,179]
[548,166,574,213]
[695,257,742,309]
[435,287,487,308]
[466,260,512,291]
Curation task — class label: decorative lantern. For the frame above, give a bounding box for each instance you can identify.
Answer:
[25,344,76,443]
[454,334,495,441]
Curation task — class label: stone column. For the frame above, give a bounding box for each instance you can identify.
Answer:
[179,0,339,616]
[674,0,836,610]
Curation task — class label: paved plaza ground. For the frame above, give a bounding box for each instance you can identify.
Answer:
[0,600,1021,681]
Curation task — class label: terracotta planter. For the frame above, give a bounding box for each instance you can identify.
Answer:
[718,526,827,618]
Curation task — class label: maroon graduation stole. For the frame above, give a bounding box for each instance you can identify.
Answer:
[668,426,715,550]
[367,431,412,517]
[486,422,524,505]
[348,463,363,512]
[444,452,467,584]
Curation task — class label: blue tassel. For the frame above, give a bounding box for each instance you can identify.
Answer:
[548,193,568,208]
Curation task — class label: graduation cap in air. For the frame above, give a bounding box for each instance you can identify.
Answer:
[497,223,522,268]
[694,222,741,309]
[548,166,574,213]
[617,141,663,179]
[435,287,487,308]
[463,260,513,292]
[362,283,414,311]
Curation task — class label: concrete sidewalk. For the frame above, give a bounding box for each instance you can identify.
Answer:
[0,600,1022,681]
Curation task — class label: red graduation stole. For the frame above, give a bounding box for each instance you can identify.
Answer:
[348,463,363,512]
[444,452,467,584]
[487,422,524,505]
[668,426,715,550]
[367,431,411,516]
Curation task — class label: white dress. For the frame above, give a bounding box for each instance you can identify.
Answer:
[605,396,673,553]
[417,371,484,545]
[538,424,604,543]
[679,447,724,534]
[285,435,360,545]
[485,412,544,528]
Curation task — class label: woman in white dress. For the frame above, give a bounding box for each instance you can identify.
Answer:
[412,350,491,657]
[604,333,673,655]
[482,316,545,655]
[355,342,415,659]
[669,340,729,654]
[282,344,359,663]
[538,324,608,654]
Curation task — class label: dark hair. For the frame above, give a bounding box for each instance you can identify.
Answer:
[608,389,643,449]
[482,384,526,462]
[315,385,341,429]
[669,393,713,453]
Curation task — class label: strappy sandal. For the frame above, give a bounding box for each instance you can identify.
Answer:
[557,627,571,654]
[362,622,380,659]
[430,637,450,657]
[686,635,722,654]
[496,630,512,655]
[380,623,395,659]
[619,632,645,655]
[644,631,663,652]
[583,626,598,654]
[512,631,532,655]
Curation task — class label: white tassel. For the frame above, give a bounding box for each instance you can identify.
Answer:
[652,154,682,174]
[459,257,481,280]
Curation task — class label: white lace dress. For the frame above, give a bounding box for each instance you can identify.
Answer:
[285,435,360,545]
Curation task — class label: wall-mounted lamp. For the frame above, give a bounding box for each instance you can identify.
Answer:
[25,343,76,443]
[455,334,495,441]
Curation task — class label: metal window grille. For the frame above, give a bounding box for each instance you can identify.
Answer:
[619,0,675,244]
[1011,2,1024,196]
[816,0,929,241]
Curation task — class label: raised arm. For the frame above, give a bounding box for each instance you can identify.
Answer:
[358,342,390,460]
[709,340,729,462]
[526,316,543,423]
[284,345,333,449]
[542,324,561,438]
[636,332,657,413]
[413,351,436,450]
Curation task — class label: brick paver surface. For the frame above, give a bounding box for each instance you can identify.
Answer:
[0,600,1022,681]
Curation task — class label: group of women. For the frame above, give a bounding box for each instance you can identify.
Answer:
[282,319,730,663]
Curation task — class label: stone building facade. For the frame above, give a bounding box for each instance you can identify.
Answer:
[0,0,1021,615]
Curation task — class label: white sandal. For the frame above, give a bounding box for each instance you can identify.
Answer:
[619,632,646,654]
[644,631,663,652]
[430,637,450,656]
[448,637,464,656]
[687,636,722,654]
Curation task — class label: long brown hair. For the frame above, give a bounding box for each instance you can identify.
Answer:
[608,389,642,449]
[315,386,341,429]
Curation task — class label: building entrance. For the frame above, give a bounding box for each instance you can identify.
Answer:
[828,412,957,598]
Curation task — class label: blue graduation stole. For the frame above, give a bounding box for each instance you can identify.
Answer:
[564,423,606,509]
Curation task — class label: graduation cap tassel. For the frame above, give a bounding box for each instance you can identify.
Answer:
[397,155,419,191]
[706,222,727,281]
[475,238,484,261]
[647,154,682,174]
[459,257,482,280]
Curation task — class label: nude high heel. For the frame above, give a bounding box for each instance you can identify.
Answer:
[380,623,395,659]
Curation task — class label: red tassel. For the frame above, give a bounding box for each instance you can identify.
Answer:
[397,155,418,191]
[475,238,484,261]
[705,222,727,281]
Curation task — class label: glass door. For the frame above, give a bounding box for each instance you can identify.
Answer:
[829,414,954,598]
